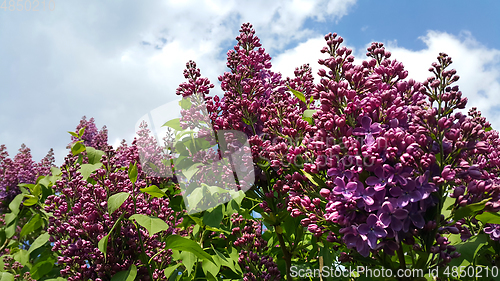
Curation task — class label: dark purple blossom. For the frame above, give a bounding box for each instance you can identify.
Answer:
[389,180,422,208]
[332,177,359,199]
[378,201,408,231]
[384,163,412,185]
[353,116,382,136]
[357,214,387,249]
[365,165,389,191]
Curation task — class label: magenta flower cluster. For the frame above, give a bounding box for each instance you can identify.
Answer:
[3,22,500,279]
[284,35,500,262]
[68,116,108,151]
[230,214,280,281]
[186,23,500,268]
[0,144,54,209]
[44,118,182,280]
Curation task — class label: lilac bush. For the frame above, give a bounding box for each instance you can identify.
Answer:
[2,23,500,280]
[198,24,500,277]
[45,120,184,280]
[0,144,54,209]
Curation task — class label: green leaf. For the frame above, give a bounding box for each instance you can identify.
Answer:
[175,130,196,141]
[165,235,214,262]
[211,245,239,274]
[449,234,488,267]
[303,109,317,118]
[71,141,86,156]
[108,192,130,215]
[78,163,102,180]
[20,213,42,238]
[28,233,50,255]
[485,126,493,132]
[78,127,86,138]
[242,117,253,126]
[45,278,67,281]
[18,183,35,190]
[30,184,42,198]
[87,147,105,165]
[68,131,79,138]
[98,235,110,260]
[129,214,169,237]
[4,216,17,238]
[13,249,29,266]
[30,259,55,279]
[164,263,183,278]
[476,212,500,224]
[186,186,206,210]
[442,195,455,219]
[163,118,183,131]
[301,170,327,187]
[453,198,489,220]
[111,264,137,281]
[51,167,62,176]
[319,246,334,281]
[98,216,123,261]
[0,272,15,281]
[140,185,166,198]
[288,86,306,103]
[37,177,51,188]
[23,194,38,206]
[179,98,192,110]
[0,230,5,248]
[183,163,201,182]
[9,194,24,214]
[202,205,224,228]
[302,117,313,125]
[202,254,221,278]
[128,162,138,184]
[180,251,196,276]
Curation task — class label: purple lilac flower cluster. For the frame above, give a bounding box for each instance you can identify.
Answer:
[171,23,500,271]
[231,214,280,281]
[2,256,35,281]
[44,119,182,280]
[285,34,500,264]
[205,23,286,139]
[0,144,55,209]
[68,116,108,151]
[174,61,256,210]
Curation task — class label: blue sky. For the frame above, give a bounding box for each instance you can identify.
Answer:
[1,0,499,164]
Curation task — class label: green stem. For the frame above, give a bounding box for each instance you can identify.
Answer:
[397,240,406,269]
[132,179,154,280]
[276,228,292,280]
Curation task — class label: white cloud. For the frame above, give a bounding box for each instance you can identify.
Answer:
[385,31,500,129]
[0,0,356,164]
[272,37,327,81]
[272,36,359,83]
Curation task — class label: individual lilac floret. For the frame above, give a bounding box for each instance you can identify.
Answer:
[484,224,500,240]
[342,226,370,257]
[327,162,354,180]
[389,180,422,208]
[414,171,436,200]
[403,203,425,231]
[332,177,358,199]
[365,165,390,191]
[355,183,375,206]
[383,163,411,185]
[353,116,382,136]
[357,214,387,249]
[378,201,408,231]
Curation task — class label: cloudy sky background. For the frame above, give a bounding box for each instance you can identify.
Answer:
[1,0,499,164]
